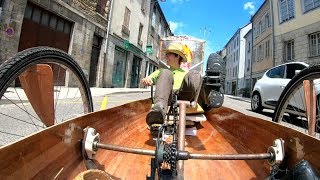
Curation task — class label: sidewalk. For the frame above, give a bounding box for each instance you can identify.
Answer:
[5,87,151,100]
[224,94,251,103]
[90,87,151,97]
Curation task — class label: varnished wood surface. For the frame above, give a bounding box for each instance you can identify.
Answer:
[0,99,320,179]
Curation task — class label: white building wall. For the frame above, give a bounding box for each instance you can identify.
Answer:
[244,30,252,89]
[238,23,252,92]
[110,0,150,50]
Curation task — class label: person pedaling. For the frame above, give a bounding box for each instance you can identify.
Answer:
[141,42,224,129]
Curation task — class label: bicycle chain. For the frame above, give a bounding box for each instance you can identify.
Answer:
[164,143,177,170]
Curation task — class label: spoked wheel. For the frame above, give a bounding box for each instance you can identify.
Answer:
[273,65,320,139]
[0,47,93,146]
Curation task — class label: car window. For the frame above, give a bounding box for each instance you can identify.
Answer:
[266,65,285,78]
[286,63,307,79]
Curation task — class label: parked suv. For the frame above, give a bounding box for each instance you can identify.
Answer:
[251,62,309,114]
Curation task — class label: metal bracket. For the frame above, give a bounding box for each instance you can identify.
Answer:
[267,138,285,166]
[83,127,100,159]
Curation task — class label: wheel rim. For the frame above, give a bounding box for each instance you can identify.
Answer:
[0,48,92,146]
[252,94,259,110]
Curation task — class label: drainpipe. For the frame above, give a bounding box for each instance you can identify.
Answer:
[270,0,275,67]
[250,19,253,93]
[101,0,114,87]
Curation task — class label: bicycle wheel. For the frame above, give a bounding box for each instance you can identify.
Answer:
[273,65,320,138]
[0,47,93,146]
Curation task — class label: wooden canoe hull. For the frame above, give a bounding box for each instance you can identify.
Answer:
[1,99,319,179]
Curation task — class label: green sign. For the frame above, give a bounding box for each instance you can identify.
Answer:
[146,45,153,54]
[124,40,130,50]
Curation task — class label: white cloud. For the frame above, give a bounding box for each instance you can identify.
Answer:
[170,0,190,4]
[169,21,184,34]
[244,2,255,15]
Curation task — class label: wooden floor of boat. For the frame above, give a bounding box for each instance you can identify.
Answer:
[69,111,268,179]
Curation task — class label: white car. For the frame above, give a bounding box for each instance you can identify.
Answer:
[251,62,310,115]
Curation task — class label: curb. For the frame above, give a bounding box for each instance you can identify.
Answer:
[225,95,251,103]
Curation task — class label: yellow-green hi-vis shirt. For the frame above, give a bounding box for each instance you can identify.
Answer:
[149,68,187,90]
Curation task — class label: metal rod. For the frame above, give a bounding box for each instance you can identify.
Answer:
[176,100,190,180]
[96,143,155,156]
[188,153,273,160]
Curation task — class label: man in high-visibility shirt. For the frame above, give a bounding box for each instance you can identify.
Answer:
[141,43,222,128]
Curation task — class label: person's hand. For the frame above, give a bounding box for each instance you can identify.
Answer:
[141,76,153,86]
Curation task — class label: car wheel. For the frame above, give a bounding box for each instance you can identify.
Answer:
[251,92,263,113]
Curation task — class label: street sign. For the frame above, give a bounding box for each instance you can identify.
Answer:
[146,45,153,54]
[124,40,130,50]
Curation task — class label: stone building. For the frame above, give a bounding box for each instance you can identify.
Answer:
[103,0,172,88]
[146,0,172,75]
[251,0,273,87]
[0,0,111,87]
[272,0,320,65]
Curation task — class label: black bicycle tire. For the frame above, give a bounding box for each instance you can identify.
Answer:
[0,46,93,113]
[272,64,320,122]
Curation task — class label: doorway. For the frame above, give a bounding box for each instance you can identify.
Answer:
[131,56,141,88]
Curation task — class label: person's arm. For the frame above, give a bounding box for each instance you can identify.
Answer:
[141,69,161,86]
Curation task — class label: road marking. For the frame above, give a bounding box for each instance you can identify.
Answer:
[100,96,108,110]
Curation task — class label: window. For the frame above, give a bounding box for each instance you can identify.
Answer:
[152,10,156,27]
[252,49,256,62]
[123,7,131,28]
[265,40,270,58]
[286,64,307,79]
[303,0,320,12]
[283,40,295,61]
[0,0,4,7]
[158,21,162,35]
[96,0,107,16]
[265,14,270,28]
[266,65,285,78]
[258,45,262,61]
[258,21,262,35]
[309,32,320,57]
[248,41,251,52]
[138,23,143,46]
[278,0,295,23]
[247,59,250,71]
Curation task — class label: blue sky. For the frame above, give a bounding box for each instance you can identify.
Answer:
[159,0,264,60]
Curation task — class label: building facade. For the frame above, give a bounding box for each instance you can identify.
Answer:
[225,23,251,96]
[104,0,150,88]
[0,0,111,87]
[272,0,320,66]
[251,0,273,87]
[104,0,172,88]
[225,30,240,95]
[146,1,172,74]
[244,29,252,91]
